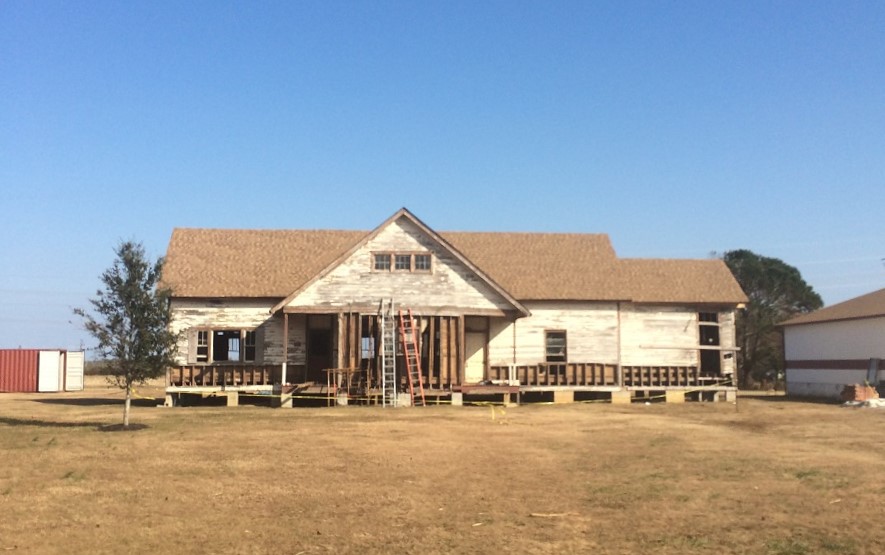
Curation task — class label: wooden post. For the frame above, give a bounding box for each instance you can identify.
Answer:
[281,312,289,385]
[616,301,623,386]
[427,316,432,389]
[458,315,466,386]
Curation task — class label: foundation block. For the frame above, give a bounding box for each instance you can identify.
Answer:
[610,390,632,405]
[226,391,239,407]
[451,392,463,406]
[553,390,574,404]
[665,391,685,404]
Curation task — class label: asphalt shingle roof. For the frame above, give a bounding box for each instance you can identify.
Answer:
[781,287,885,326]
[162,223,747,305]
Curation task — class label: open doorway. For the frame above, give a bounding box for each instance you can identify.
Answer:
[307,315,334,383]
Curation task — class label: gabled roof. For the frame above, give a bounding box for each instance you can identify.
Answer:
[442,232,623,301]
[781,287,885,326]
[269,208,529,316]
[162,228,363,297]
[620,259,748,304]
[162,209,748,306]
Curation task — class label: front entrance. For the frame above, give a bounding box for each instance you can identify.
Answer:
[307,315,334,383]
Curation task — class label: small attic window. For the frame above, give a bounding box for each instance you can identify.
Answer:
[373,252,431,272]
[414,254,431,271]
[394,254,412,271]
[374,253,391,271]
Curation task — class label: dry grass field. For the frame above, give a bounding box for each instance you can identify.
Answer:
[1,381,883,554]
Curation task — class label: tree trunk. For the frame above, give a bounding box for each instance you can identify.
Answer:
[123,385,132,428]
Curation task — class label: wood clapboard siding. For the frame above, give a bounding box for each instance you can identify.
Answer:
[170,299,306,365]
[488,317,515,366]
[619,304,698,366]
[501,302,620,365]
[718,309,736,375]
[285,218,514,313]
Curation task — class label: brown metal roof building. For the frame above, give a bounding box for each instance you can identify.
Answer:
[782,288,885,399]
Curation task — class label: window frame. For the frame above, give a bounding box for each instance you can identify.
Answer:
[394,253,412,271]
[373,253,392,271]
[544,330,567,363]
[244,330,256,362]
[191,328,258,364]
[414,253,432,272]
[372,251,432,273]
[196,330,209,362]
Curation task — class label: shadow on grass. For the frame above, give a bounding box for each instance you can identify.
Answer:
[97,423,148,432]
[33,397,158,408]
[0,416,103,428]
[0,416,149,432]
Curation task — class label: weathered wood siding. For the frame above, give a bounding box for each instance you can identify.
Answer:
[285,217,514,314]
[489,302,619,365]
[719,309,736,376]
[169,299,307,365]
[619,304,698,366]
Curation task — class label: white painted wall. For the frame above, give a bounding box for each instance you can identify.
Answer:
[487,302,737,370]
[169,299,303,365]
[786,368,882,399]
[784,317,885,360]
[784,317,885,398]
[619,304,698,366]
[488,301,619,366]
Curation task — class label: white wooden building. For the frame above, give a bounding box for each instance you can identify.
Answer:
[161,208,746,405]
[782,288,885,399]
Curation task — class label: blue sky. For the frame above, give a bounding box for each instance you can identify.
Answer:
[2,1,883,350]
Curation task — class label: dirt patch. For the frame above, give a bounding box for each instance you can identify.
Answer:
[0,389,883,554]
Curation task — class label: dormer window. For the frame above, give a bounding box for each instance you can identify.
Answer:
[394,254,412,271]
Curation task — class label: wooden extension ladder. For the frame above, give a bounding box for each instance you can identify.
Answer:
[398,309,426,406]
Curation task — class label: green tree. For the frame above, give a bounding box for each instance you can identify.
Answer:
[75,241,178,427]
[723,249,823,389]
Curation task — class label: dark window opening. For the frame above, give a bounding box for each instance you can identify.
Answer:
[699,312,721,375]
[244,330,256,362]
[700,325,720,346]
[213,330,241,362]
[545,330,567,363]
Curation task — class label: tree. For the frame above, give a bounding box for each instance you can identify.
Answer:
[75,241,178,427]
[722,249,823,389]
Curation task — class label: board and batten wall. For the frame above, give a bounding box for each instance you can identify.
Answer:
[284,217,515,314]
[784,317,885,398]
[169,299,308,366]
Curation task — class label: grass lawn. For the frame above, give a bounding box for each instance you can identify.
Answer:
[1,382,883,554]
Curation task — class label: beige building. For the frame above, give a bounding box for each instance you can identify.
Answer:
[161,208,746,406]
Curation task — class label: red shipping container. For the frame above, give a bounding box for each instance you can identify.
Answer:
[0,349,40,392]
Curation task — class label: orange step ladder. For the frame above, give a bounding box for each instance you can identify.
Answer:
[398,309,426,406]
